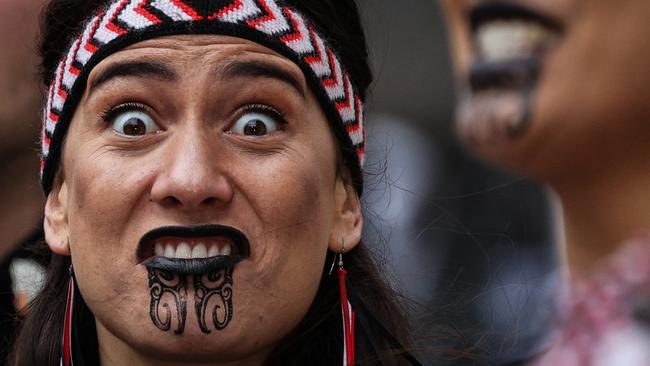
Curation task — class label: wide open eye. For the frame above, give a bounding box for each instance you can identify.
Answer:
[109,107,161,137]
[229,108,284,137]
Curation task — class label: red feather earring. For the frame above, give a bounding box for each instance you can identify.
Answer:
[61,265,75,366]
[330,242,355,366]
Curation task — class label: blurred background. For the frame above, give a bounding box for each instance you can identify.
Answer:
[0,0,48,363]
[0,1,559,365]
[357,1,559,364]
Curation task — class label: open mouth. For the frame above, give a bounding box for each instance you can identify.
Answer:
[468,2,563,91]
[138,225,250,275]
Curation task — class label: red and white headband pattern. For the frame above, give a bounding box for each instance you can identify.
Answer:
[41,0,366,193]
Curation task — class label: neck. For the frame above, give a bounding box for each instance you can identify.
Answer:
[0,151,43,260]
[96,321,269,366]
[552,156,650,278]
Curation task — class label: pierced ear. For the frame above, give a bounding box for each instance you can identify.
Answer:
[328,177,363,253]
[44,179,71,256]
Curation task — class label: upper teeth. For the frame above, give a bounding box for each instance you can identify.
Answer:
[154,241,233,259]
[475,20,557,62]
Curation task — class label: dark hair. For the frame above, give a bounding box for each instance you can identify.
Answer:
[11,1,413,365]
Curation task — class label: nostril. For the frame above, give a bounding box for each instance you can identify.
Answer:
[201,197,219,206]
[156,195,226,209]
[162,196,182,206]
[150,170,234,209]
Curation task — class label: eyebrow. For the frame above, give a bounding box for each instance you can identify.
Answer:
[88,61,177,94]
[87,59,306,99]
[219,60,306,99]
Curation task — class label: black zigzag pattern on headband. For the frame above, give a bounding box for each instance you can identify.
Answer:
[41,0,365,192]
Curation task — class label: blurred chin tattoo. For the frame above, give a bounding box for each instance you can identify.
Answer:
[194,267,234,333]
[147,266,234,335]
[457,88,534,145]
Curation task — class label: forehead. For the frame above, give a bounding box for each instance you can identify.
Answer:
[123,34,281,58]
[91,34,301,75]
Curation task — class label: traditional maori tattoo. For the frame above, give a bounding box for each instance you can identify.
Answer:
[147,266,234,335]
[194,267,234,334]
[147,268,188,334]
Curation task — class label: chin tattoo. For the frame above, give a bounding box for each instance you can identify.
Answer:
[148,268,188,334]
[194,267,234,333]
[147,266,234,335]
[457,88,533,145]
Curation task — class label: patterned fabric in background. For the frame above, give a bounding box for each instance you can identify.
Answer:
[533,237,650,366]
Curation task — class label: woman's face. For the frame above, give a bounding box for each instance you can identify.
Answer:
[44,35,361,363]
[442,0,650,181]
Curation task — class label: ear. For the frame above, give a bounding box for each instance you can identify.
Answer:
[44,179,71,256]
[328,177,363,253]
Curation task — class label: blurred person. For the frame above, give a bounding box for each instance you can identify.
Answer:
[8,0,428,365]
[0,0,47,363]
[442,0,650,364]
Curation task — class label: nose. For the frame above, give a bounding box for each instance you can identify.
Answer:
[150,128,233,210]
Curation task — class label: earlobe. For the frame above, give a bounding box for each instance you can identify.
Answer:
[44,180,71,256]
[328,178,363,253]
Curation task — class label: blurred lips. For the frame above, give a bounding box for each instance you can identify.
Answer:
[454,1,566,143]
[138,224,251,274]
[468,2,563,92]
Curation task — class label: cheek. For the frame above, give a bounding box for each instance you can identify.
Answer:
[64,151,157,343]
[63,143,154,292]
[236,142,336,285]
[67,159,132,245]
[216,143,337,344]
[533,6,650,150]
[66,145,153,241]
[246,153,333,257]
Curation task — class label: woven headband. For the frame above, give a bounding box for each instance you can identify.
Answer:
[41,0,366,194]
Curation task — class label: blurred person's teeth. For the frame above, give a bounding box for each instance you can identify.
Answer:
[221,245,232,256]
[154,242,164,256]
[208,245,220,257]
[176,242,191,259]
[164,244,175,258]
[476,20,555,62]
[192,243,208,259]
